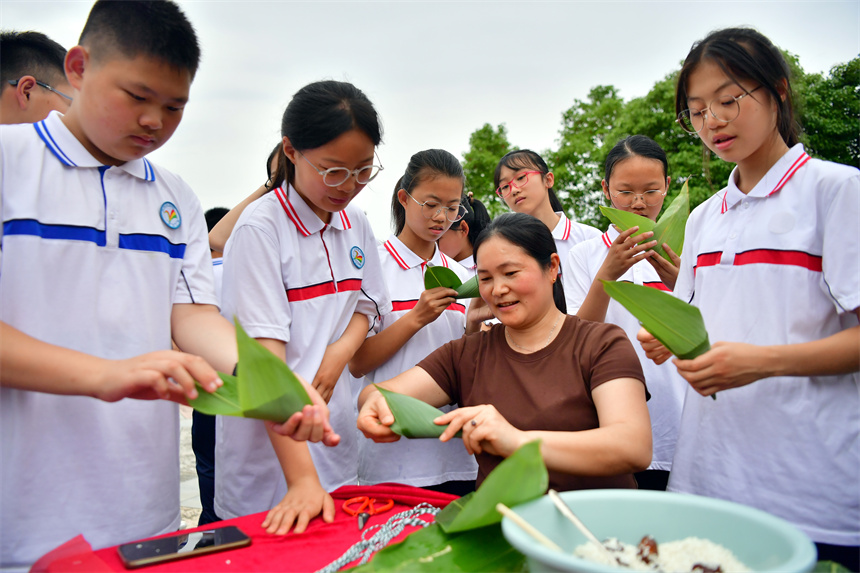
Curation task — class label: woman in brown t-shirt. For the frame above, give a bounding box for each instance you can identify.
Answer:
[357,213,652,491]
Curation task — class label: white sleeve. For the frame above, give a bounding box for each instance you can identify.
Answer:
[564,242,596,315]
[354,222,391,334]
[820,167,860,314]
[220,222,292,343]
[172,189,217,306]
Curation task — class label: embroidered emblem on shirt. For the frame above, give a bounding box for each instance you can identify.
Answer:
[160,202,181,229]
[350,246,365,269]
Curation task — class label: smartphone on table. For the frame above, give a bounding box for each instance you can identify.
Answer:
[117,525,251,569]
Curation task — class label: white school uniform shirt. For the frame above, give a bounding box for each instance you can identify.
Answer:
[215,184,390,519]
[211,256,223,303]
[669,144,860,546]
[0,112,217,569]
[564,226,686,472]
[358,236,478,486]
[551,211,601,276]
[459,254,476,278]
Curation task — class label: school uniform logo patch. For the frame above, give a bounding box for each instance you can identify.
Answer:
[350,246,365,269]
[160,202,181,229]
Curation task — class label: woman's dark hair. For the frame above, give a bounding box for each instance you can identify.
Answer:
[493,149,564,212]
[676,27,799,147]
[449,192,491,247]
[265,142,286,192]
[391,149,465,235]
[604,135,669,186]
[473,212,567,313]
[281,80,383,187]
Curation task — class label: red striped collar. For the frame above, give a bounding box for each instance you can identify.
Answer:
[273,185,352,235]
[384,235,450,271]
[601,226,620,249]
[551,212,572,241]
[720,144,810,214]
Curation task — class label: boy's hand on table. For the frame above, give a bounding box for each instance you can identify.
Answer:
[262,478,335,535]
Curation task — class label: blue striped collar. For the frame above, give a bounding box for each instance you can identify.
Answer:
[33,111,156,182]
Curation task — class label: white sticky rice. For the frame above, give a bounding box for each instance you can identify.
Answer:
[573,536,751,572]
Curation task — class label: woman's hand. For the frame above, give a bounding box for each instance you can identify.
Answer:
[411,286,458,328]
[356,387,401,443]
[261,478,335,535]
[597,227,656,282]
[646,243,681,290]
[435,405,526,458]
[636,328,673,365]
[673,341,775,397]
[466,296,494,333]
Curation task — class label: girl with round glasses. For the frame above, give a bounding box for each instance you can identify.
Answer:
[493,150,601,277]
[349,149,478,495]
[564,135,685,492]
[640,28,859,569]
[216,80,391,536]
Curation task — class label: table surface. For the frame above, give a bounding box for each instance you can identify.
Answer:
[31,484,459,573]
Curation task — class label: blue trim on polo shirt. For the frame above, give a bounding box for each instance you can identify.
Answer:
[119,233,186,259]
[3,219,186,259]
[34,120,76,167]
[4,219,107,246]
[143,158,155,182]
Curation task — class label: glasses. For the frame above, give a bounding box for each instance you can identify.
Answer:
[7,79,73,103]
[298,152,383,187]
[677,86,762,134]
[495,170,542,198]
[608,189,667,207]
[405,191,467,222]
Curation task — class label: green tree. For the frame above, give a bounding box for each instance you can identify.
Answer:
[461,123,513,218]
[548,85,624,227]
[800,57,860,167]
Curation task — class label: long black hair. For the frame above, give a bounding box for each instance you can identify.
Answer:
[281,80,383,188]
[676,27,799,147]
[473,212,566,313]
[390,149,464,234]
[449,192,491,248]
[493,150,564,212]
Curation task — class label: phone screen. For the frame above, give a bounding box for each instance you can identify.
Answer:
[118,525,251,568]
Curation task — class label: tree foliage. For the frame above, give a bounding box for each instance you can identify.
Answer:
[462,123,514,218]
[462,54,859,229]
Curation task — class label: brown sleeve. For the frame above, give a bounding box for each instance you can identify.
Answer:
[416,336,466,406]
[586,322,647,392]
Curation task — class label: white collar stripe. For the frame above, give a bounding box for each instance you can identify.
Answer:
[601,231,613,249]
[34,121,76,167]
[562,217,571,240]
[339,210,352,229]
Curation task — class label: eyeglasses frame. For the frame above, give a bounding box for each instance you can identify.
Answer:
[495,170,543,198]
[607,188,668,207]
[7,78,73,103]
[677,85,762,135]
[404,190,467,223]
[297,151,384,187]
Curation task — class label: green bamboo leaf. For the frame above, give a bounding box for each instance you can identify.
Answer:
[188,372,242,415]
[436,440,548,533]
[350,522,526,572]
[423,265,462,290]
[599,205,655,236]
[455,275,479,299]
[376,385,460,439]
[651,179,690,261]
[601,280,710,360]
[189,319,313,421]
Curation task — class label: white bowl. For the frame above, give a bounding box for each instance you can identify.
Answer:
[501,489,816,573]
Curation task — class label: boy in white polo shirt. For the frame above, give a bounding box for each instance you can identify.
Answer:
[0,2,332,569]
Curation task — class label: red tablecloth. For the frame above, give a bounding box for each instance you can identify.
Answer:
[31,484,458,573]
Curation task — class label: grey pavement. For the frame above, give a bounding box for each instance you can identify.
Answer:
[179,406,203,527]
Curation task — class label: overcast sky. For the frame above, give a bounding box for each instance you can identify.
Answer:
[2,1,858,237]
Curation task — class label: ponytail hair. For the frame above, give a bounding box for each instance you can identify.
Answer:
[493,149,564,212]
[281,80,382,188]
[390,149,465,234]
[473,212,567,313]
[676,27,799,147]
[265,142,286,192]
[450,192,491,247]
